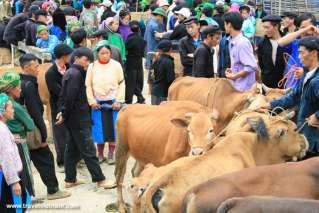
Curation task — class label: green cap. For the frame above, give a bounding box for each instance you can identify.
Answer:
[66,20,81,33]
[0,71,21,92]
[37,25,48,34]
[152,7,167,17]
[93,40,110,53]
[0,93,9,115]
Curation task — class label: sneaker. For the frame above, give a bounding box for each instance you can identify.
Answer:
[107,155,115,165]
[47,190,71,200]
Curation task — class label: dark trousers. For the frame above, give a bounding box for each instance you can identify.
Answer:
[64,126,105,183]
[29,146,59,194]
[151,95,167,105]
[52,121,68,166]
[125,68,145,104]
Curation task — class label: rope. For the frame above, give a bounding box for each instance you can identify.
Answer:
[277,52,299,89]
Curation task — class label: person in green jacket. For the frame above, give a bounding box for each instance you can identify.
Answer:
[64,19,82,48]
[0,71,35,197]
[99,16,126,62]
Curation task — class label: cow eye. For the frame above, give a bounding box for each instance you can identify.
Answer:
[209,129,214,133]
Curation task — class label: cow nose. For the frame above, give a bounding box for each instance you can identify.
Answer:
[191,148,204,156]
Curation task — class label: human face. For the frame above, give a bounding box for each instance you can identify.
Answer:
[75,56,91,70]
[24,60,40,77]
[7,84,21,99]
[177,14,185,23]
[122,14,131,25]
[3,101,14,120]
[282,17,294,28]
[61,55,71,64]
[111,21,119,32]
[39,30,49,41]
[298,46,317,68]
[186,23,200,37]
[98,47,111,63]
[37,15,47,24]
[207,33,221,47]
[300,19,315,37]
[240,10,249,19]
[224,22,231,34]
[262,21,277,38]
[154,15,164,22]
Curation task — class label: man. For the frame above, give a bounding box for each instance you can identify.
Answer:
[25,9,47,46]
[179,16,202,76]
[257,15,285,88]
[224,12,257,92]
[260,36,319,158]
[282,12,297,36]
[18,53,71,200]
[193,25,221,78]
[278,13,318,89]
[213,5,225,32]
[45,44,73,170]
[125,21,146,104]
[56,48,114,189]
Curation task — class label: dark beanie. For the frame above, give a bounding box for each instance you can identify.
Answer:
[54,44,73,59]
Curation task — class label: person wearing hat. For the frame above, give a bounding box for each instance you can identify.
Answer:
[36,25,59,57]
[158,0,170,11]
[259,36,319,158]
[97,0,113,23]
[17,54,71,200]
[144,7,166,71]
[80,0,98,36]
[46,44,73,169]
[0,93,33,212]
[257,15,285,88]
[125,20,146,104]
[179,16,202,76]
[240,4,256,45]
[118,8,133,42]
[282,12,297,36]
[64,19,81,48]
[193,25,221,78]
[151,39,175,105]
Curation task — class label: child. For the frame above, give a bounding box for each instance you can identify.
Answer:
[151,39,175,105]
[36,25,59,57]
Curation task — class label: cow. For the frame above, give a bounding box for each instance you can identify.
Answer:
[140,113,308,213]
[182,157,319,213]
[114,101,220,213]
[168,77,286,133]
[216,196,319,213]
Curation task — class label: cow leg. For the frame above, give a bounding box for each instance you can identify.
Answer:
[114,140,129,213]
[131,161,145,177]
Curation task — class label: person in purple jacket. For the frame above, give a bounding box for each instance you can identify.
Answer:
[118,8,132,42]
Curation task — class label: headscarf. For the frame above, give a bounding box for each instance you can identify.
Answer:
[0,93,9,116]
[0,71,21,92]
[93,40,110,53]
[37,25,48,35]
[66,19,81,33]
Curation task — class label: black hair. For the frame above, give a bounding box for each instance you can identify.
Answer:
[214,5,224,14]
[129,21,140,33]
[92,30,109,40]
[149,4,158,12]
[201,25,221,39]
[34,10,48,20]
[52,8,67,31]
[83,0,93,9]
[224,12,243,31]
[19,53,38,68]
[295,13,317,28]
[54,44,73,59]
[70,28,87,45]
[96,45,112,53]
[239,5,250,13]
[72,47,94,63]
[202,7,213,17]
[299,36,319,56]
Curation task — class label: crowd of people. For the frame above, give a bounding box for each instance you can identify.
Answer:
[0,0,318,211]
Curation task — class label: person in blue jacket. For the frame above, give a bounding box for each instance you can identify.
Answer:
[260,36,319,158]
[36,25,59,58]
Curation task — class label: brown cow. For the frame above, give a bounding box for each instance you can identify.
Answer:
[216,196,319,213]
[182,157,319,213]
[168,77,285,133]
[140,113,308,213]
[115,101,219,213]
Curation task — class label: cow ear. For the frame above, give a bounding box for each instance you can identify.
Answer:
[244,117,269,140]
[171,118,189,128]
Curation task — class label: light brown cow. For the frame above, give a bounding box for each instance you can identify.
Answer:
[140,113,308,213]
[115,101,219,213]
[168,77,285,133]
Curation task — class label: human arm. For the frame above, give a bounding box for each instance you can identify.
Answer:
[45,68,62,98]
[85,63,100,109]
[178,39,193,67]
[278,25,319,46]
[115,63,125,104]
[41,35,59,55]
[166,58,175,85]
[192,48,208,77]
[14,102,35,131]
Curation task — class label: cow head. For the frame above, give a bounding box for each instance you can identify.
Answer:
[240,113,308,162]
[171,110,219,156]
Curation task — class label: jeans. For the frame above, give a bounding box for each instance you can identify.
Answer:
[151,96,167,105]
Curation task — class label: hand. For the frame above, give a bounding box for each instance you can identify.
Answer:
[187,53,194,58]
[112,102,121,110]
[292,66,304,80]
[154,31,162,39]
[40,142,49,148]
[225,68,236,80]
[12,182,21,196]
[91,103,101,109]
[55,112,64,125]
[307,114,319,128]
[304,25,319,35]
[255,103,271,113]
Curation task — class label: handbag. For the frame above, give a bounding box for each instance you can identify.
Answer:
[26,127,42,150]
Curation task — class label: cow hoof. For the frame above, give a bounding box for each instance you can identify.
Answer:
[105,202,130,213]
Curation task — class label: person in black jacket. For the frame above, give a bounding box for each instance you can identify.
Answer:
[179,16,202,76]
[56,47,114,189]
[3,11,28,45]
[151,40,175,105]
[24,7,47,46]
[45,44,73,168]
[193,25,221,78]
[257,15,285,88]
[213,5,225,32]
[18,53,71,200]
[125,20,146,104]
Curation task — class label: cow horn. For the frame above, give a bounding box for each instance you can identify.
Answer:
[284,111,295,120]
[185,112,193,119]
[262,84,271,94]
[285,87,293,94]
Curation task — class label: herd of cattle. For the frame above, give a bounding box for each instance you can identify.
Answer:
[0,65,318,213]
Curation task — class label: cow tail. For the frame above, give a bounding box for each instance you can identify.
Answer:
[216,198,238,213]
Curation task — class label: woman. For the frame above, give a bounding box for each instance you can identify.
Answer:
[0,93,32,213]
[86,40,125,164]
[36,25,60,57]
[49,8,67,41]
[118,8,132,42]
[64,20,81,48]
[0,71,35,198]
[99,17,126,63]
